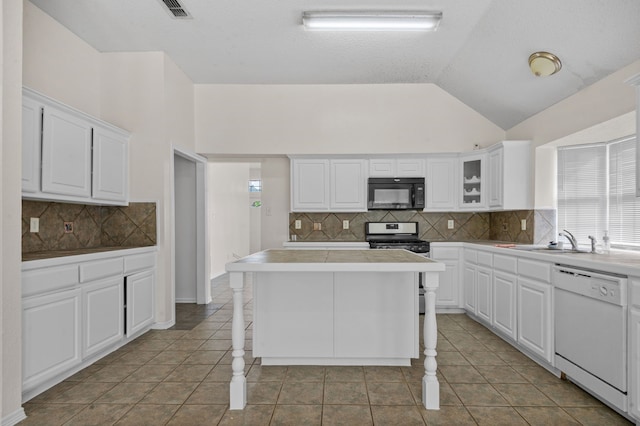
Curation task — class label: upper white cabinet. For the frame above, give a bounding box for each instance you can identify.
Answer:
[22,87,130,206]
[460,152,487,209]
[291,157,366,212]
[369,158,424,177]
[488,141,531,210]
[330,159,366,211]
[426,156,458,211]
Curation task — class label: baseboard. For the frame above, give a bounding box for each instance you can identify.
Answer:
[151,319,175,330]
[2,407,26,426]
[176,298,197,303]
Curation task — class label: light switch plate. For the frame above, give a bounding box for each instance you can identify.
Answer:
[295,220,302,229]
[447,220,454,229]
[343,220,349,230]
[30,217,39,233]
[521,219,527,231]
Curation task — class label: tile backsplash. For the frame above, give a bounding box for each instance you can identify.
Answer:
[289,209,556,245]
[22,201,157,253]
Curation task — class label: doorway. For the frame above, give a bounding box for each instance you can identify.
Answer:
[172,148,209,315]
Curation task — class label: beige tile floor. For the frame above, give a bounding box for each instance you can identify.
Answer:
[21,275,633,425]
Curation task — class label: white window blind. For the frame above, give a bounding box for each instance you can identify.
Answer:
[557,135,639,250]
[609,137,640,248]
[557,144,607,248]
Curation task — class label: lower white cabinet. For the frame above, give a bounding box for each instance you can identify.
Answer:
[517,276,552,362]
[630,308,640,421]
[492,270,517,340]
[476,266,493,324]
[23,288,82,391]
[463,262,476,313]
[83,277,124,358]
[430,245,460,308]
[126,270,155,337]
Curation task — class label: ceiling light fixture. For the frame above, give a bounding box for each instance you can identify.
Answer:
[528,52,562,77]
[302,11,442,31]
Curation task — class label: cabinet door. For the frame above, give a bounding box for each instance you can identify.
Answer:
[426,157,458,210]
[330,159,366,211]
[463,263,476,313]
[369,159,395,177]
[476,266,492,324]
[23,288,82,391]
[92,125,129,203]
[126,270,155,337]
[291,159,330,211]
[517,277,552,362]
[493,271,517,340]
[41,105,92,197]
[22,96,42,193]
[435,260,459,307]
[460,153,486,209]
[488,148,503,208]
[396,159,425,177]
[630,309,640,421]
[83,277,124,358]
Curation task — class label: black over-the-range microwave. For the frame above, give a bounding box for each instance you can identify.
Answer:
[367,177,425,210]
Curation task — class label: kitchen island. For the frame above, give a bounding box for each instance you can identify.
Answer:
[225,249,445,410]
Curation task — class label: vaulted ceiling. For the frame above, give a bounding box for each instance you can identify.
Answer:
[28,0,640,129]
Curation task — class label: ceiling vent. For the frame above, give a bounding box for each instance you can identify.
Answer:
[160,0,191,19]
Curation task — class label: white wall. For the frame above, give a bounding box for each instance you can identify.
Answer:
[194,84,506,155]
[506,60,640,209]
[208,162,251,278]
[2,0,23,422]
[260,158,290,250]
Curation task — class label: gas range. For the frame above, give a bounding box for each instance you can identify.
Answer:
[365,222,430,255]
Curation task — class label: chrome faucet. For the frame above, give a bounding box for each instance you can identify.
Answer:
[559,229,579,251]
[587,235,597,253]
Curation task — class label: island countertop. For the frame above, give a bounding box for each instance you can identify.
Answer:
[226,249,445,273]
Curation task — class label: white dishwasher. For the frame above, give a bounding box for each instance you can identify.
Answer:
[553,264,628,412]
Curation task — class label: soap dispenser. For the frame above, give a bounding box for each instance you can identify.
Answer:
[602,230,610,254]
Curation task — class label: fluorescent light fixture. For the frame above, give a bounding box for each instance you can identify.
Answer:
[302,11,442,31]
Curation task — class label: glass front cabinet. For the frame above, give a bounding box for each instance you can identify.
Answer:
[460,153,487,209]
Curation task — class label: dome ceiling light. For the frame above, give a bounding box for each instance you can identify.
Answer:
[528,51,562,77]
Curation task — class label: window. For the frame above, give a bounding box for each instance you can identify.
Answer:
[248,179,262,193]
[557,136,638,249]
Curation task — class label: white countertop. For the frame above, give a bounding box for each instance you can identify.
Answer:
[226,249,445,273]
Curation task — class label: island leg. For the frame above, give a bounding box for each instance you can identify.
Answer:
[229,271,246,410]
[422,272,440,410]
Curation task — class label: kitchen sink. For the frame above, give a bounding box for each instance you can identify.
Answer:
[510,245,590,254]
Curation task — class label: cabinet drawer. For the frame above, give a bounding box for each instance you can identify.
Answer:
[463,249,477,264]
[124,252,156,274]
[517,258,551,283]
[477,251,492,267]
[79,258,123,282]
[431,247,459,260]
[494,254,517,274]
[631,277,640,309]
[23,265,79,297]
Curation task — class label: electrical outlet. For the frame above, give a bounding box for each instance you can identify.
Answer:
[343,220,349,230]
[294,220,302,229]
[447,220,454,229]
[313,222,322,231]
[64,222,73,233]
[30,217,39,233]
[521,219,527,231]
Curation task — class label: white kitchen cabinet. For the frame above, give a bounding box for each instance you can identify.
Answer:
[426,156,458,210]
[23,288,82,392]
[22,88,130,206]
[126,270,155,337]
[330,159,367,211]
[430,245,460,308]
[487,141,531,210]
[83,277,124,358]
[463,248,493,325]
[492,270,517,340]
[92,125,129,202]
[369,158,424,177]
[517,276,552,362]
[463,250,477,313]
[22,95,42,193]
[629,277,640,422]
[291,158,330,211]
[476,265,493,325]
[459,152,486,209]
[41,103,93,198]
